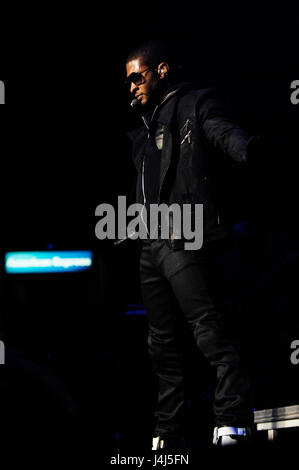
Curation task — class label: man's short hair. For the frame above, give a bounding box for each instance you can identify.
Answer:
[126,39,175,69]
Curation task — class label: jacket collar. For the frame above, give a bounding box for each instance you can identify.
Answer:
[126,82,192,141]
[142,82,192,130]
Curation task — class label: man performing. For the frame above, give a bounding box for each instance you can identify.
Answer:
[124,39,258,450]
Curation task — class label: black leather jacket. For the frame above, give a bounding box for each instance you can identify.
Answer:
[128,83,258,250]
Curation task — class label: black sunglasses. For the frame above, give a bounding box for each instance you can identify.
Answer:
[124,67,154,87]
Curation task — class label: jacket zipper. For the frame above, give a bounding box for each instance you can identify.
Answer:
[180,118,190,132]
[140,90,179,237]
[140,157,149,236]
[181,129,192,145]
[180,119,192,144]
[141,114,150,208]
[141,116,150,235]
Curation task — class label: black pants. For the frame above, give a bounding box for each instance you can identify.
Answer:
[139,238,252,437]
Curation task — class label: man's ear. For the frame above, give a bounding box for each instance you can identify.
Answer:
[157,62,169,79]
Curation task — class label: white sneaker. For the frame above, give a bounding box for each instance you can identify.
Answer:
[213,426,250,446]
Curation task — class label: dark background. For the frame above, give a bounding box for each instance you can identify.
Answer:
[0,0,298,459]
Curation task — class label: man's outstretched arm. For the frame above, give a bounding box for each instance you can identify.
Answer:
[198,92,260,164]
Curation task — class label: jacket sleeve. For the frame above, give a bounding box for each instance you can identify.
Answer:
[198,92,257,164]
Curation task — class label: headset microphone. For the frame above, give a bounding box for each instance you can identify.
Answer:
[130,98,139,108]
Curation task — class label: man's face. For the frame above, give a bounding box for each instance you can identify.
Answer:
[125,57,160,107]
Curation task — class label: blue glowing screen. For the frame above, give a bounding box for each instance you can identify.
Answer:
[5,251,93,274]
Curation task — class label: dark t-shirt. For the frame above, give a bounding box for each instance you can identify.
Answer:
[143,132,161,207]
[135,131,162,237]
